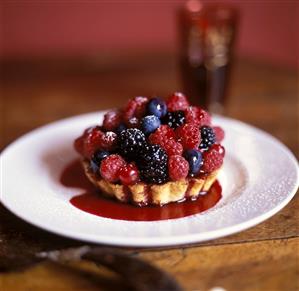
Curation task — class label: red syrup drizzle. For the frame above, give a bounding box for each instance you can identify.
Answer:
[62,160,222,221]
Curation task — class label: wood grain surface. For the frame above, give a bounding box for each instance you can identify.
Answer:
[1,55,298,291]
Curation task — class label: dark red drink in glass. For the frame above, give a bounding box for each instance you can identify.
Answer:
[178,1,238,114]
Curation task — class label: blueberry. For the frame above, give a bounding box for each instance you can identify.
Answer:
[141,115,161,135]
[90,151,110,173]
[147,98,167,118]
[184,149,203,175]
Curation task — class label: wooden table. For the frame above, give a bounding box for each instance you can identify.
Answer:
[1,55,298,291]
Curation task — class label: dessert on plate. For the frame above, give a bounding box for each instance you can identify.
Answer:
[74,92,225,206]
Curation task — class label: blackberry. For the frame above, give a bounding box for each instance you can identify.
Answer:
[138,144,168,184]
[162,111,185,129]
[199,126,216,150]
[118,128,146,160]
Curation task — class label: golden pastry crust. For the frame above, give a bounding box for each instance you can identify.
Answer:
[82,160,220,206]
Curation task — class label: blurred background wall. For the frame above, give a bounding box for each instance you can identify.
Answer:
[2,0,298,68]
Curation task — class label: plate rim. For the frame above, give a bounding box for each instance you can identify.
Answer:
[1,112,298,247]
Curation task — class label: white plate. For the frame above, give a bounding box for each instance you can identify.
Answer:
[1,112,298,247]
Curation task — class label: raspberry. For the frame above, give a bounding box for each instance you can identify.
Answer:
[148,125,175,148]
[151,125,175,140]
[74,126,99,156]
[74,136,85,156]
[100,154,126,182]
[149,129,183,156]
[99,131,118,151]
[184,107,196,124]
[103,110,122,131]
[176,123,201,150]
[90,151,109,173]
[119,163,139,185]
[126,117,140,128]
[202,144,225,173]
[123,96,148,126]
[185,106,211,127]
[196,108,211,127]
[83,126,104,158]
[213,126,225,142]
[168,155,189,181]
[211,143,225,157]
[132,96,149,117]
[163,140,183,156]
[166,92,190,112]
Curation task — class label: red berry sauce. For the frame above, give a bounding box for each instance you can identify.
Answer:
[63,160,222,222]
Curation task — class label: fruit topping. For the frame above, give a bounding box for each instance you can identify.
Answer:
[162,111,185,129]
[141,115,161,135]
[76,93,225,187]
[74,136,85,156]
[100,154,126,182]
[90,150,110,173]
[202,144,225,173]
[148,126,182,156]
[176,123,201,150]
[138,144,168,184]
[199,126,216,150]
[147,98,167,118]
[99,131,118,151]
[213,126,225,142]
[118,128,146,160]
[168,155,189,181]
[183,149,203,175]
[82,126,104,158]
[184,106,211,127]
[148,124,175,146]
[103,110,122,131]
[119,163,139,185]
[163,139,183,157]
[123,96,148,125]
[126,117,140,128]
[211,143,225,157]
[166,92,190,112]
[116,123,126,134]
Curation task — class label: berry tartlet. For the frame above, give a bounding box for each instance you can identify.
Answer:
[74,93,225,206]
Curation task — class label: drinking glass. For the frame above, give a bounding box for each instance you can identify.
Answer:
[178,0,239,114]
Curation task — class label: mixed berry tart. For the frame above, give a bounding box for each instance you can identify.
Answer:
[74,92,225,206]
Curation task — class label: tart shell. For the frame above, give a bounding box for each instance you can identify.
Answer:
[82,160,220,206]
